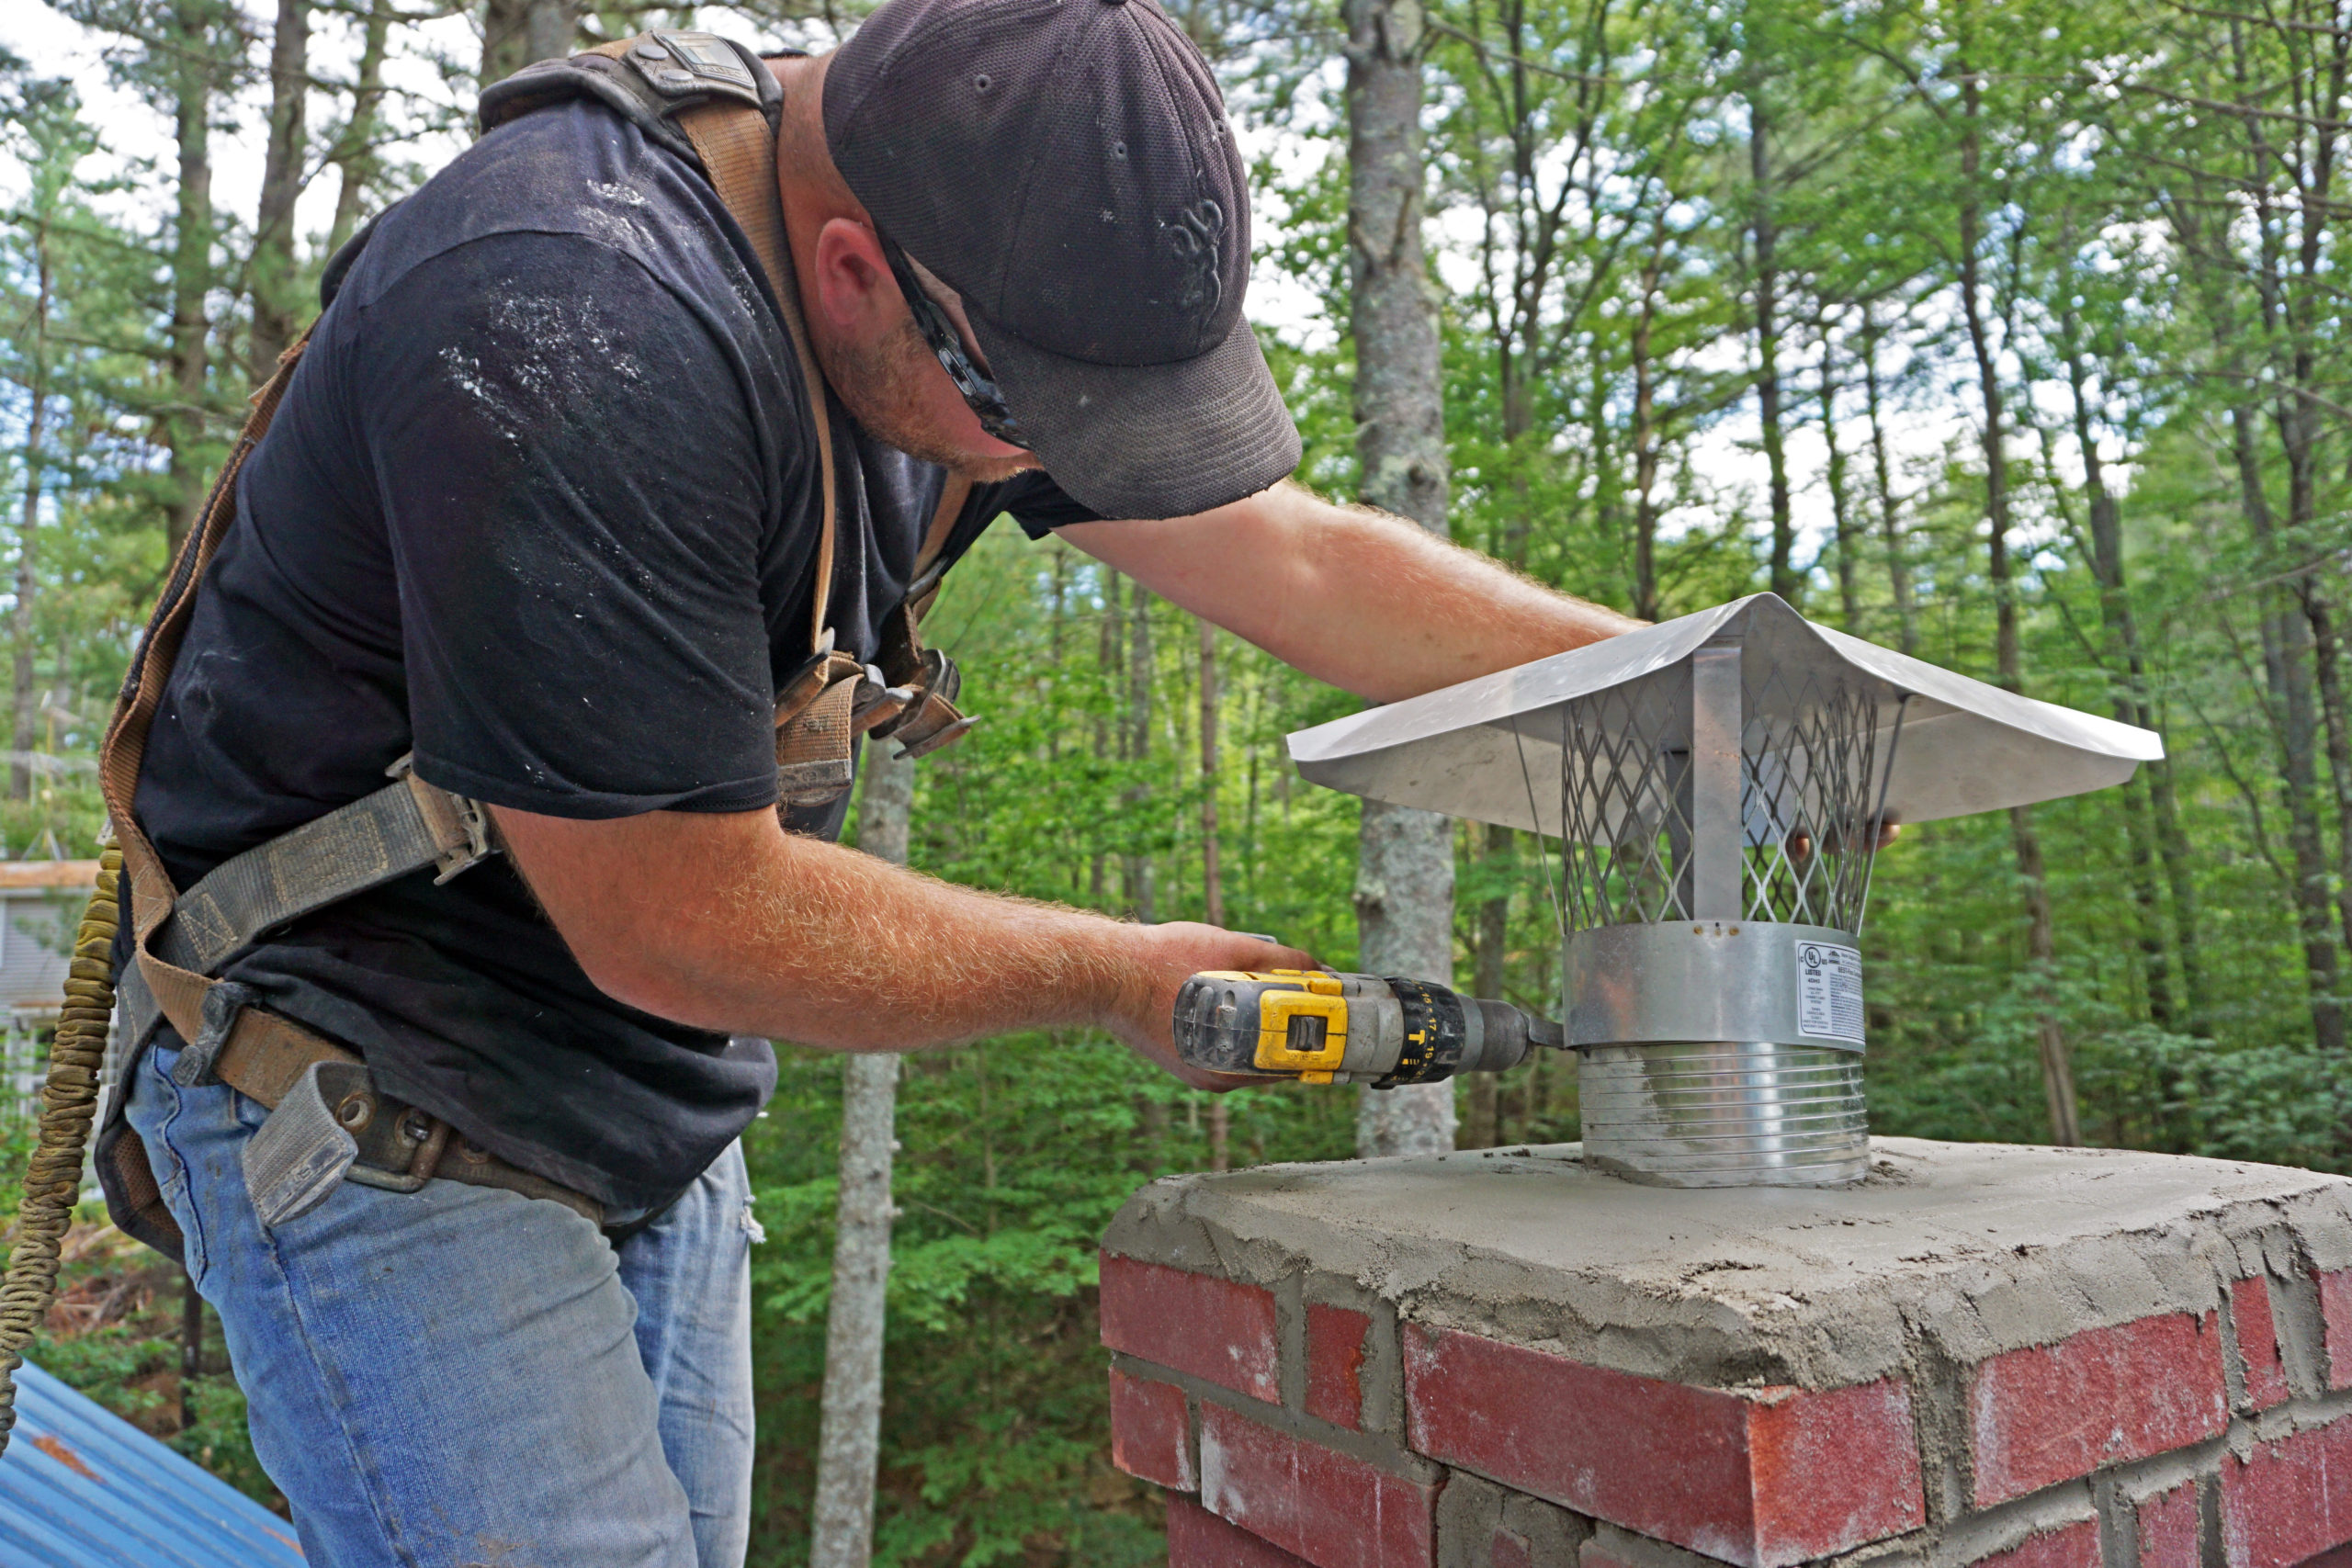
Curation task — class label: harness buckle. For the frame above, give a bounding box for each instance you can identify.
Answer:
[385,753,496,884]
[431,793,494,886]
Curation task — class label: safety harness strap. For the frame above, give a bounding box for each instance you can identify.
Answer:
[868,476,978,760]
[669,93,843,656]
[661,68,982,774]
[152,762,491,981]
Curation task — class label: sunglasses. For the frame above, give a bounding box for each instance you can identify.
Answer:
[879,235,1029,450]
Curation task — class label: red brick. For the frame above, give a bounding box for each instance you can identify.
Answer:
[1969,1312,2228,1507]
[1968,1521,2101,1568]
[2136,1480,2201,1568]
[2300,1549,2352,1568]
[1401,1324,1923,1568]
[2220,1412,2352,1568]
[2322,1270,2352,1392]
[1111,1368,1196,1492]
[1101,1255,1281,1404]
[1490,1530,1534,1568]
[1306,1303,1370,1429]
[1167,1493,1316,1568]
[1199,1401,1440,1568]
[2234,1276,2294,1410]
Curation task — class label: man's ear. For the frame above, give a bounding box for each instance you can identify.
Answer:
[809,217,895,338]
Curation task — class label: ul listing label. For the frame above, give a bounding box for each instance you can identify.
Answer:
[1794,941,1864,1044]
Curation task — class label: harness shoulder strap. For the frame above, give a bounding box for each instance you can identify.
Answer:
[481,32,781,160]
[650,67,987,784]
[665,95,842,657]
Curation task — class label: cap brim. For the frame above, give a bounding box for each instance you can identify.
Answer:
[967,307,1302,522]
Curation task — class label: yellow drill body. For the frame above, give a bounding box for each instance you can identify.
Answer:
[1170,969,1562,1089]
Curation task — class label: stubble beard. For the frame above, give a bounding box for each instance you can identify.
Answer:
[818,317,1035,486]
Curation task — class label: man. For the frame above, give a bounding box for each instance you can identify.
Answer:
[116,0,1633,1562]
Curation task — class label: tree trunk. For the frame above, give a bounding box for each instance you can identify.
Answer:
[2149,755,2204,1035]
[1093,570,1122,907]
[1199,617,1223,929]
[484,0,571,85]
[1464,823,1510,1150]
[2233,401,2344,1049]
[1748,85,1797,604]
[526,0,574,64]
[481,0,527,85]
[2273,29,2352,996]
[809,744,914,1568]
[2009,808,2081,1145]
[248,0,311,384]
[1630,229,1665,624]
[179,1267,202,1432]
[12,231,51,802]
[164,0,217,559]
[1346,0,1455,1158]
[1200,615,1231,1169]
[2306,599,2352,962]
[1860,307,1917,656]
[2219,2,2345,1055]
[1960,56,2078,1143]
[2061,329,2176,1029]
[325,0,393,258]
[1818,326,1859,628]
[1125,586,1156,923]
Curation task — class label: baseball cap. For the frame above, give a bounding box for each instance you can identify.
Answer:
[822,0,1302,520]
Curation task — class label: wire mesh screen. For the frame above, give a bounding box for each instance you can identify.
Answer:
[1549,660,1897,933]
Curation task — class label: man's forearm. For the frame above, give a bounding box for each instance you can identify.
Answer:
[489,804,1312,1081]
[502,807,1123,1044]
[1059,480,1643,704]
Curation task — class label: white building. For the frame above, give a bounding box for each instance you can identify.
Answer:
[0,860,105,1124]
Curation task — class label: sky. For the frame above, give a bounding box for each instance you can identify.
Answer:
[0,0,2002,583]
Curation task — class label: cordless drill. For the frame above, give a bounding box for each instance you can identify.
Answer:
[1170,969,1566,1088]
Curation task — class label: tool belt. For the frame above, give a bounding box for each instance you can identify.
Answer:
[170,985,605,1233]
[95,30,978,1258]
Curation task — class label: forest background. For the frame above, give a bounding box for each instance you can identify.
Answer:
[4,0,2350,1560]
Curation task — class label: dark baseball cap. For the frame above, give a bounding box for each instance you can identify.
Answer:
[822,0,1301,520]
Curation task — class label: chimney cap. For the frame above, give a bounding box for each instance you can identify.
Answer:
[1286,593,2164,837]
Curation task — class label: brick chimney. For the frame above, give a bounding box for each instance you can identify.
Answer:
[1099,1138,2352,1568]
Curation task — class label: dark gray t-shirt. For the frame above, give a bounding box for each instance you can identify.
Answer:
[132,97,1098,1210]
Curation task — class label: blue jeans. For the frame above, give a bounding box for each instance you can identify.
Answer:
[127,1038,758,1568]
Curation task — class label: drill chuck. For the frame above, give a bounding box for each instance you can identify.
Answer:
[1171,970,1565,1088]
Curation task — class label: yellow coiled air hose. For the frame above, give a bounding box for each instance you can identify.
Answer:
[0,844,122,1452]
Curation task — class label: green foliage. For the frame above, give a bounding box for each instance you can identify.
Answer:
[742,1031,1356,1565]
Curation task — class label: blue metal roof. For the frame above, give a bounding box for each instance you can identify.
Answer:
[0,1359,306,1567]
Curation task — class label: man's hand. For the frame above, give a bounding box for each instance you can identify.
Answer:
[1105,921,1319,1090]
[1056,479,1644,705]
[490,803,1315,1089]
